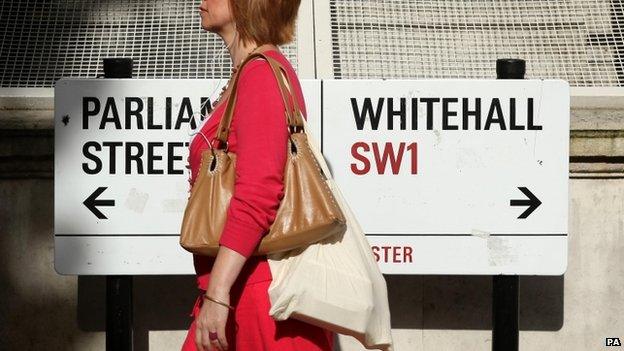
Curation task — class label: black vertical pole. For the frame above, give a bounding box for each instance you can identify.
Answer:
[103,57,134,351]
[492,58,524,351]
[492,275,519,350]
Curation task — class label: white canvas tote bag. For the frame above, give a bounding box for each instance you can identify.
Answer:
[267,116,394,351]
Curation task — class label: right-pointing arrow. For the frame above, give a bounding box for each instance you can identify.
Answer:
[510,186,542,219]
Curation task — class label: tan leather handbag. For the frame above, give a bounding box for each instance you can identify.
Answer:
[179,50,347,257]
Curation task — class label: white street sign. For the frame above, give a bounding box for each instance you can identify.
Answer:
[54,78,568,275]
[54,78,321,274]
[322,79,569,275]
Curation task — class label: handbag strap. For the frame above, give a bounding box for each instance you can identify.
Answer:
[213,48,304,148]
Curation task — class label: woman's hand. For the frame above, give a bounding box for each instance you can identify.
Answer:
[195,288,231,351]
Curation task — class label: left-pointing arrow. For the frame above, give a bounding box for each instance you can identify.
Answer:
[83,187,115,219]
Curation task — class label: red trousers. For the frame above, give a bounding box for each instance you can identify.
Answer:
[181,279,334,351]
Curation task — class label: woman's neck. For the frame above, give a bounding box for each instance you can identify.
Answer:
[222,29,277,67]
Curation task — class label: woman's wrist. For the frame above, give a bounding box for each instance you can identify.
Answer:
[207,284,230,297]
[203,293,235,310]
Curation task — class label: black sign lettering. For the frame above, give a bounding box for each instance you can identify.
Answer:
[101,97,122,129]
[82,97,100,129]
[125,142,144,174]
[102,141,123,173]
[82,141,102,174]
[168,142,184,175]
[125,97,144,129]
[79,141,190,175]
[350,97,543,131]
[147,142,164,175]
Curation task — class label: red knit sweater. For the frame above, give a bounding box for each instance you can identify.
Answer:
[187,49,307,290]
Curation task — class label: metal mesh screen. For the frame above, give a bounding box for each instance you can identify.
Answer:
[0,0,298,87]
[330,0,624,86]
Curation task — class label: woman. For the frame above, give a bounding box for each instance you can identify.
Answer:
[182,0,335,350]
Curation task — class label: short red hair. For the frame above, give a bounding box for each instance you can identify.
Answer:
[229,0,301,46]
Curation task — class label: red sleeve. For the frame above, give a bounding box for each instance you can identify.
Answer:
[218,58,291,258]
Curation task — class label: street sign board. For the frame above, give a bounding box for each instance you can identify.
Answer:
[54,78,321,274]
[54,78,568,275]
[322,79,569,275]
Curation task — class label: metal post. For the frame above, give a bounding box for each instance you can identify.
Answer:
[103,57,134,351]
[492,274,519,350]
[492,58,525,351]
[106,275,133,351]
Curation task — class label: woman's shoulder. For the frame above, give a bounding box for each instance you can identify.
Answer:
[236,49,306,118]
[238,57,273,81]
[238,50,293,81]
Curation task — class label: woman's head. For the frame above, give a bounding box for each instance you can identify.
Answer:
[199,0,301,46]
